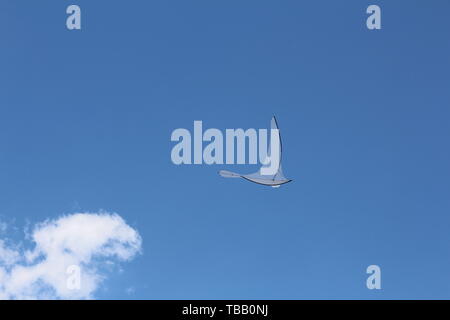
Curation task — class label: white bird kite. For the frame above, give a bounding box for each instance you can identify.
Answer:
[219,116,292,187]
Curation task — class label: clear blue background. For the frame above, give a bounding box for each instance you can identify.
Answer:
[1,0,449,299]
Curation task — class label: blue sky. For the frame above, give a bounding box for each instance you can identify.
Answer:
[0,0,450,299]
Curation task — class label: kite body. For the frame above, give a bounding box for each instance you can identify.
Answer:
[219,116,292,187]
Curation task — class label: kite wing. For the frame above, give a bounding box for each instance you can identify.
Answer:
[219,170,242,178]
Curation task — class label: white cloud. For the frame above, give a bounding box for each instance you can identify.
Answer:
[0,222,7,234]
[0,212,142,300]
[0,240,20,266]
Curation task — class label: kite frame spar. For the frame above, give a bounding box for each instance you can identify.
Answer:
[219,116,293,187]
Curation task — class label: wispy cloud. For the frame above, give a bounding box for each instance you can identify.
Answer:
[0,212,142,299]
[125,286,135,295]
[0,222,7,234]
